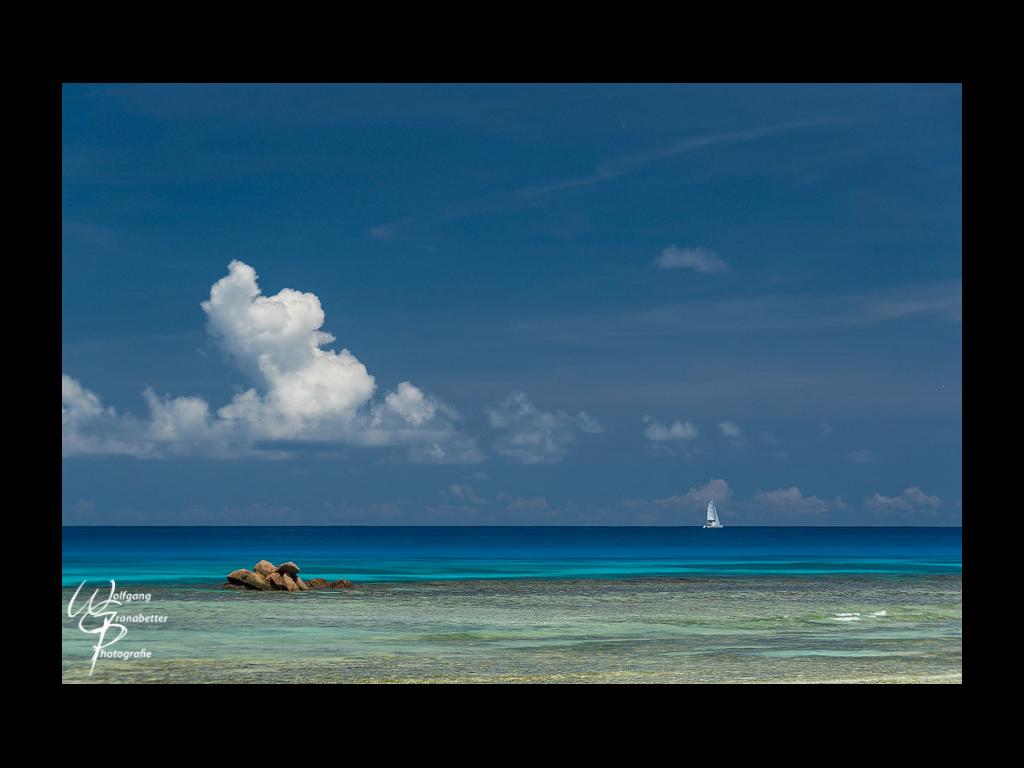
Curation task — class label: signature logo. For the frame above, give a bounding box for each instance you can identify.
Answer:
[67,580,128,676]
[66,580,160,676]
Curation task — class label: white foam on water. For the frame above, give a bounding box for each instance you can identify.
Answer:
[834,612,860,617]
[832,615,861,622]
[870,610,887,617]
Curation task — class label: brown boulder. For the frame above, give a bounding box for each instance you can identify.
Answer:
[267,572,286,590]
[295,576,309,591]
[305,578,329,589]
[245,572,271,591]
[226,569,272,591]
[330,579,355,589]
[277,561,301,576]
[281,573,299,591]
[253,560,277,576]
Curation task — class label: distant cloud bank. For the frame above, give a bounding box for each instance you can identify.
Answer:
[751,486,844,516]
[866,487,942,513]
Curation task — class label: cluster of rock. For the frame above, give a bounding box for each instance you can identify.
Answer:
[225,560,354,592]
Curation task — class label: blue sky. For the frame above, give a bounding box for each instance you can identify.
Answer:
[61,84,962,525]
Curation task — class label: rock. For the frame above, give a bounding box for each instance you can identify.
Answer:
[305,578,355,589]
[225,561,339,592]
[226,569,272,591]
[267,572,285,590]
[253,560,277,576]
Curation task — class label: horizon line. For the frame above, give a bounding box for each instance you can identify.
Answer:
[60,523,963,529]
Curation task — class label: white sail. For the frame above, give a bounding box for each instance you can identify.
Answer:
[704,499,723,528]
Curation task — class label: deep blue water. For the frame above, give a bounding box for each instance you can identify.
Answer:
[61,526,962,586]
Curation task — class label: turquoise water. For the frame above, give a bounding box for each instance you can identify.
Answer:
[62,526,961,585]
[61,527,962,683]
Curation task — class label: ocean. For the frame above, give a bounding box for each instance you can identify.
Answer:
[61,526,962,683]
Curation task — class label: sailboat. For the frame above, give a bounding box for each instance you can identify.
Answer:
[703,499,723,528]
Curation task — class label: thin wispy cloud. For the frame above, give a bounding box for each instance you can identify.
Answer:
[368,217,414,241]
[370,120,831,239]
[656,246,731,274]
[717,420,745,449]
[503,495,552,514]
[718,421,742,438]
[486,390,604,464]
[514,281,962,342]
[519,121,824,198]
[760,432,788,460]
[859,293,963,324]
[643,416,698,443]
[448,483,487,505]
[847,449,880,464]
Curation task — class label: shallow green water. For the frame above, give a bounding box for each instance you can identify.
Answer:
[61,575,962,683]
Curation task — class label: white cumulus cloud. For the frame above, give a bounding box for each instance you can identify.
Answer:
[62,261,481,463]
[62,374,149,458]
[384,381,438,427]
[202,260,378,439]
